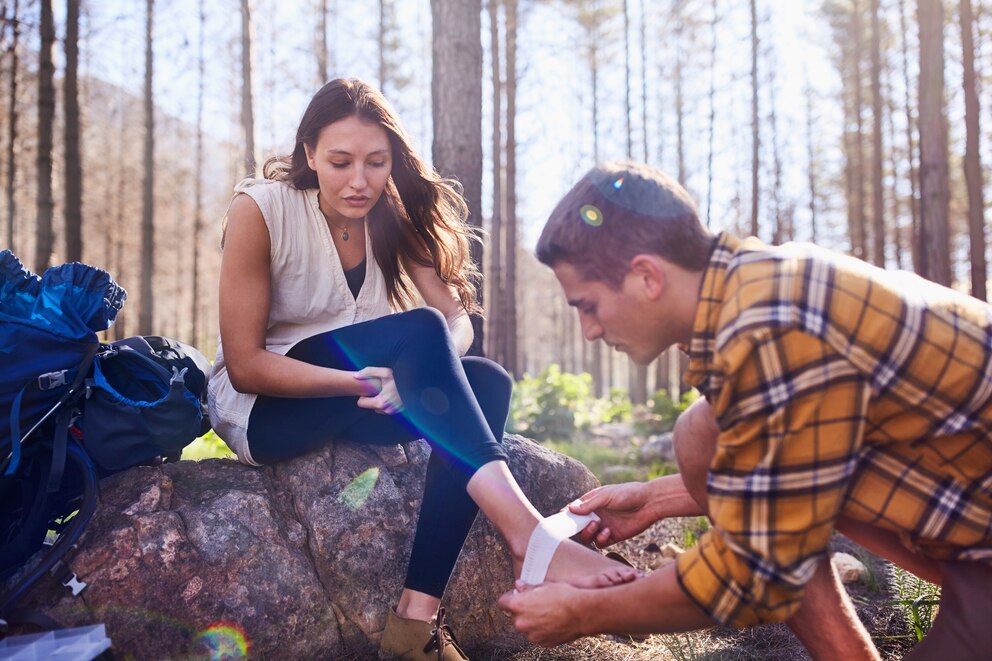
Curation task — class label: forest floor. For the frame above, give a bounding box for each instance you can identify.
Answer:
[468,518,930,660]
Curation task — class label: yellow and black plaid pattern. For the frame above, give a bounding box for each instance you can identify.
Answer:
[677,233,992,627]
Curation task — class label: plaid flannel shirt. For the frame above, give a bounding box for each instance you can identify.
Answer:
[676,233,992,627]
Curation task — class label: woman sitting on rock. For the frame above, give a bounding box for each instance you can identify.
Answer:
[207,78,636,660]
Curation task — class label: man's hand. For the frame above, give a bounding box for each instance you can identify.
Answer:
[498,582,587,646]
[569,482,659,548]
[354,366,404,414]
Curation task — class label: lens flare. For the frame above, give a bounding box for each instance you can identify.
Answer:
[579,204,603,226]
[192,621,250,660]
[338,467,380,512]
[613,177,624,189]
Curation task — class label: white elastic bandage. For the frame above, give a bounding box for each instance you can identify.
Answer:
[518,505,600,586]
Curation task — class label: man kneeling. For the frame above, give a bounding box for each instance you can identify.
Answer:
[499,160,992,660]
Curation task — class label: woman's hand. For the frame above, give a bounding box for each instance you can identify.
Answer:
[354,366,404,415]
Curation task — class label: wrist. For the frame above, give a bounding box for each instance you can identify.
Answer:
[573,588,599,637]
[348,371,373,397]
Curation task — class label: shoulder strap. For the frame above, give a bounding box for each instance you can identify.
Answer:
[0,442,98,619]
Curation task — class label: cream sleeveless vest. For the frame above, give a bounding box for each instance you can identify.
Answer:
[207,178,393,465]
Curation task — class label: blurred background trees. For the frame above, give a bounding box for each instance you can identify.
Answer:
[0,0,988,406]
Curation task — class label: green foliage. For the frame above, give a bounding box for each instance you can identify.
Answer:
[509,364,592,442]
[891,567,941,642]
[647,460,681,479]
[632,389,699,437]
[856,551,881,594]
[582,387,634,427]
[181,430,236,461]
[680,516,710,549]
[542,440,640,484]
[338,467,380,512]
[511,365,696,444]
[659,632,700,660]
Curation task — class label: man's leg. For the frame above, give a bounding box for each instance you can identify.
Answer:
[903,559,992,660]
[785,556,880,660]
[673,398,878,660]
[838,518,992,660]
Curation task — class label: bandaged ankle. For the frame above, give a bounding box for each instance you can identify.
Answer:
[518,505,600,586]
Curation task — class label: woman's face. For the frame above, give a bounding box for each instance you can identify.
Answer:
[305,115,393,225]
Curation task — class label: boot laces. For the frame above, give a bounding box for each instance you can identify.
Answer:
[422,607,465,660]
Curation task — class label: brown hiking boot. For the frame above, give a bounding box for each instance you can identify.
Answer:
[380,607,469,661]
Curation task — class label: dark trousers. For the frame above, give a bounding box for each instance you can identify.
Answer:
[246,308,511,597]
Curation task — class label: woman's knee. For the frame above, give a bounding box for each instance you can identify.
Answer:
[461,357,512,396]
[383,307,454,356]
[673,397,719,513]
[401,307,449,337]
[461,357,513,441]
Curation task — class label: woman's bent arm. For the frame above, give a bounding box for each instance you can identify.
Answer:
[219,194,368,398]
[406,258,474,356]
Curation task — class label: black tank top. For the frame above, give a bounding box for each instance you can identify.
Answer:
[344,258,366,300]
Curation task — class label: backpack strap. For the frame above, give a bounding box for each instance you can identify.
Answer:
[2,343,98,479]
[0,442,98,619]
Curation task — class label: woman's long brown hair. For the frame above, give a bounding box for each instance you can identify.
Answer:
[263,78,481,314]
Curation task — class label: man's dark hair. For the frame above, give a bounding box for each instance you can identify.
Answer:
[536,160,714,288]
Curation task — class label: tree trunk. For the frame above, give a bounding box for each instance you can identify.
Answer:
[4,0,19,253]
[64,0,83,263]
[885,69,905,269]
[631,0,649,404]
[674,0,685,189]
[34,0,56,271]
[623,0,632,158]
[487,0,503,364]
[139,0,155,335]
[379,0,387,92]
[504,0,518,377]
[960,0,986,300]
[705,0,717,228]
[316,0,328,85]
[192,0,206,347]
[852,0,867,260]
[431,0,484,355]
[806,76,818,244]
[241,0,256,178]
[582,0,604,395]
[626,0,647,405]
[898,0,922,274]
[870,0,885,267]
[639,0,648,163]
[749,0,759,237]
[770,65,784,244]
[917,0,951,285]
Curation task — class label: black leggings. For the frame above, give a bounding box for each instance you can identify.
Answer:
[247,307,511,597]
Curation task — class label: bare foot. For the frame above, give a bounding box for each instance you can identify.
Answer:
[513,537,640,588]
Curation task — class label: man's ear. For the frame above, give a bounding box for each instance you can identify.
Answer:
[629,254,666,299]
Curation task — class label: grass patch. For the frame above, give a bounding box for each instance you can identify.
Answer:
[543,439,680,486]
[890,566,940,642]
[181,430,236,461]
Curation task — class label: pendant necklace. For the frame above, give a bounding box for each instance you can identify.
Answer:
[328,218,352,241]
[318,195,360,242]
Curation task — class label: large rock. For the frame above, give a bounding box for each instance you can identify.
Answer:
[9,434,599,659]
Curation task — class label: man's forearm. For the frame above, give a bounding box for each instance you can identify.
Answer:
[577,563,713,636]
[646,474,706,520]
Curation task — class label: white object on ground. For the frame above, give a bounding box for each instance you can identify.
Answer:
[831,551,868,584]
[518,505,600,586]
[0,623,111,661]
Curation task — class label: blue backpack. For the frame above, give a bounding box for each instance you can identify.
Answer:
[0,250,211,625]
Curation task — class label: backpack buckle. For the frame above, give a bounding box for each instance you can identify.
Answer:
[61,572,87,597]
[38,370,68,390]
